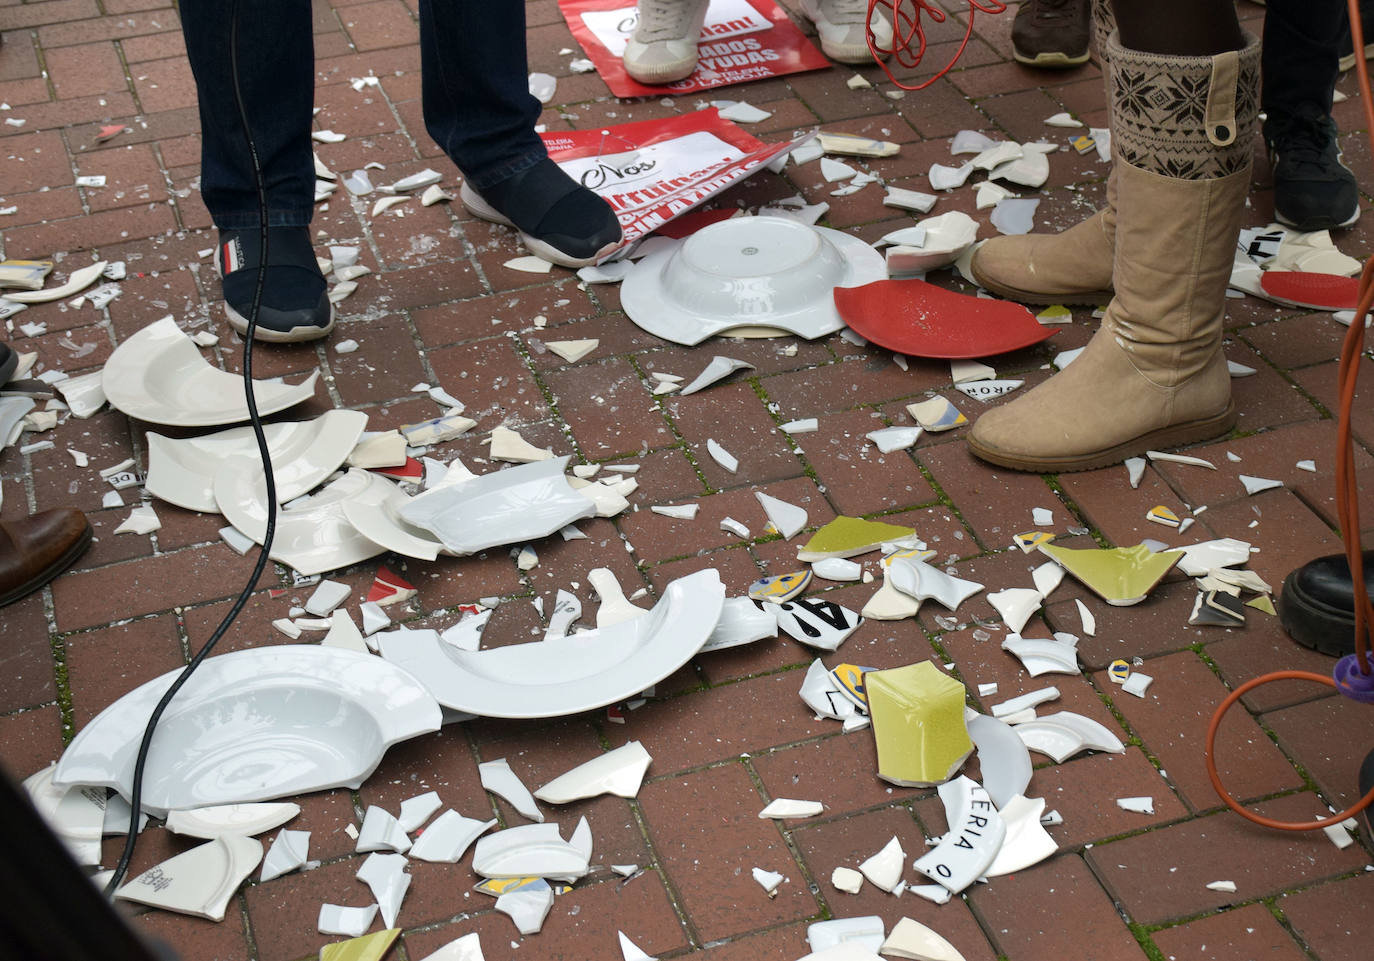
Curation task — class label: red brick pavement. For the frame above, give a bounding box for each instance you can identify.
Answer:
[1,1,1371,959]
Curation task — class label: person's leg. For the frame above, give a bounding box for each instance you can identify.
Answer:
[179,0,331,342]
[1261,0,1358,230]
[418,0,622,268]
[968,0,1259,472]
[623,0,711,85]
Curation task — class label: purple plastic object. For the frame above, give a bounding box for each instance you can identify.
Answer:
[1333,654,1374,704]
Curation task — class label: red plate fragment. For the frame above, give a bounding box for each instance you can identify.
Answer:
[367,566,417,606]
[371,456,423,481]
[1259,270,1360,310]
[833,279,1057,359]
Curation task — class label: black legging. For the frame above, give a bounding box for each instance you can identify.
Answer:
[1113,0,1245,56]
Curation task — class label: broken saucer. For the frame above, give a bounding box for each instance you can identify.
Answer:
[409,810,497,863]
[1011,710,1125,762]
[114,835,262,921]
[165,802,300,839]
[913,777,1005,893]
[534,740,652,804]
[621,218,886,345]
[964,711,1031,808]
[472,822,590,880]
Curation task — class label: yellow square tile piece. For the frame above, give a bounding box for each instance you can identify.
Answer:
[319,929,400,961]
[867,661,973,787]
[798,516,918,562]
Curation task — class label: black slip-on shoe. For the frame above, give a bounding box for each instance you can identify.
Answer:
[218,226,334,343]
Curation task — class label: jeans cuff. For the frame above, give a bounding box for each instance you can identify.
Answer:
[463,147,549,192]
[211,208,315,231]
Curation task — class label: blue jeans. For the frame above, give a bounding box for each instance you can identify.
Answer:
[180,0,546,230]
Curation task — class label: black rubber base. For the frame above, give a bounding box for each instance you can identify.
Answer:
[1360,747,1374,839]
[1277,567,1359,657]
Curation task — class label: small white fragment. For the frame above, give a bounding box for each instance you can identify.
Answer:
[1122,672,1153,698]
[1075,598,1096,636]
[528,72,557,104]
[751,867,785,896]
[504,256,554,274]
[1296,459,1317,472]
[421,184,453,206]
[813,558,862,581]
[866,426,922,453]
[651,503,699,520]
[846,73,872,89]
[191,330,219,347]
[720,517,750,539]
[713,100,772,123]
[611,864,639,877]
[1239,474,1283,495]
[546,339,599,363]
[1031,507,1054,526]
[360,601,390,636]
[305,579,351,616]
[1206,880,1238,893]
[977,683,998,697]
[706,439,738,473]
[820,157,859,182]
[1117,796,1155,814]
[831,866,864,894]
[780,418,819,434]
[1147,450,1216,469]
[759,799,824,819]
[1126,457,1146,489]
[113,505,160,535]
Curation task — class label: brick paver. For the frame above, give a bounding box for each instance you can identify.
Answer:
[1,1,1371,959]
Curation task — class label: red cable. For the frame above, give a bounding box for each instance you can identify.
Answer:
[1204,0,1373,830]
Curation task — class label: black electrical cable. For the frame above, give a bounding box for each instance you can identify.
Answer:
[104,0,279,895]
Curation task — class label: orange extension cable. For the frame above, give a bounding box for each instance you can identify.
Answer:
[1203,0,1374,831]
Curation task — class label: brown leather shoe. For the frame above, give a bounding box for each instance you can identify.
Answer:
[0,509,92,606]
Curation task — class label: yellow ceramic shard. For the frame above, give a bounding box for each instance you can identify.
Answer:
[1039,542,1182,606]
[1146,505,1181,528]
[1245,594,1277,616]
[1071,134,1097,155]
[319,929,399,961]
[474,877,571,896]
[1013,530,1055,553]
[1107,658,1131,684]
[1035,304,1073,325]
[867,661,973,787]
[798,516,918,562]
[830,663,876,709]
[748,570,812,603]
[881,546,936,568]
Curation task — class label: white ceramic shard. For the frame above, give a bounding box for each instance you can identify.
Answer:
[377,569,724,719]
[6,260,107,303]
[866,426,922,453]
[884,187,938,213]
[971,141,1022,171]
[813,557,862,581]
[988,150,1050,188]
[987,588,1041,634]
[347,431,407,470]
[357,851,411,929]
[1146,449,1216,469]
[618,930,657,961]
[699,596,778,653]
[479,758,543,822]
[1206,879,1239,893]
[357,805,411,854]
[773,596,863,651]
[800,658,856,721]
[1075,598,1096,636]
[680,356,757,396]
[543,589,582,640]
[984,795,1056,877]
[417,932,486,961]
[22,766,104,864]
[989,197,1039,235]
[990,686,1060,718]
[880,917,967,961]
[821,157,859,181]
[808,916,886,954]
[913,777,1006,893]
[862,569,921,621]
[759,798,824,819]
[487,425,553,462]
[965,712,1032,809]
[306,579,351,617]
[781,418,820,434]
[496,883,554,934]
[706,438,738,472]
[341,481,446,562]
[472,823,589,879]
[1239,474,1283,495]
[166,802,300,839]
[1011,712,1123,762]
[588,566,647,627]
[535,741,653,803]
[215,467,389,576]
[1175,537,1252,576]
[113,504,160,535]
[888,556,983,611]
[397,791,442,833]
[1031,562,1064,598]
[360,601,391,636]
[54,647,439,816]
[114,836,262,921]
[409,810,497,863]
[622,220,886,345]
[832,866,864,894]
[399,457,595,555]
[753,866,785,895]
[260,828,310,882]
[1117,796,1154,814]
[1001,634,1079,677]
[954,378,1022,402]
[1122,672,1154,697]
[721,516,750,538]
[858,836,905,892]
[505,255,553,274]
[755,491,808,539]
[928,162,974,190]
[318,903,378,938]
[103,316,318,427]
[546,339,599,363]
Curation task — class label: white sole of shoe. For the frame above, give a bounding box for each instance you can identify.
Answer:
[459,181,623,269]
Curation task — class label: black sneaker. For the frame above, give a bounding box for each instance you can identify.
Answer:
[1011,0,1091,69]
[1265,108,1361,231]
[217,226,334,343]
[1338,0,1374,72]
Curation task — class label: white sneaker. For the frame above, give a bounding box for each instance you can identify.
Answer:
[623,0,711,84]
[799,0,892,64]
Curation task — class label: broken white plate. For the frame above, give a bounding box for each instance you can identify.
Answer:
[859,835,905,892]
[913,777,1006,893]
[679,355,756,395]
[1000,634,1080,677]
[318,903,378,938]
[755,491,808,538]
[773,596,863,651]
[1011,711,1125,762]
[415,933,485,961]
[1176,537,1252,577]
[885,211,979,274]
[378,569,723,718]
[340,476,447,561]
[589,566,648,627]
[398,456,596,556]
[472,822,590,879]
[146,409,367,513]
[409,810,496,863]
[965,712,1032,809]
[534,740,652,803]
[759,798,823,819]
[114,835,262,921]
[53,645,441,815]
[357,851,411,929]
[496,883,554,934]
[214,466,389,576]
[397,791,442,833]
[260,828,310,882]
[22,765,104,864]
[103,316,318,426]
[480,758,543,822]
[808,916,886,954]
[987,588,1041,634]
[619,931,657,961]
[813,557,862,581]
[888,556,983,611]
[880,917,967,961]
[6,260,108,303]
[165,802,300,839]
[699,596,778,652]
[621,218,886,345]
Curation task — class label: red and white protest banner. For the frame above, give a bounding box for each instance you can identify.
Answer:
[558,0,830,98]
[541,109,811,250]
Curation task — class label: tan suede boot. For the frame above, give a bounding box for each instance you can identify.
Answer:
[967,30,1260,473]
[968,0,1119,306]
